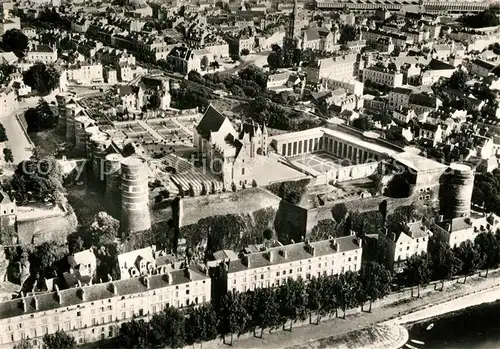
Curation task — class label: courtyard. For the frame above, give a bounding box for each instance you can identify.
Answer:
[292,152,351,176]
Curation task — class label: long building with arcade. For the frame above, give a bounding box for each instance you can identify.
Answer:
[314,0,493,13]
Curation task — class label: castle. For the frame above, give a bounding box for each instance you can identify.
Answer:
[194,105,268,188]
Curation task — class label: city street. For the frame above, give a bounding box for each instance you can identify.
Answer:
[0,88,65,165]
[0,98,40,164]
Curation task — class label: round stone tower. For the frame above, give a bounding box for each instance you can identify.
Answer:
[104,153,123,218]
[55,92,73,130]
[84,126,100,159]
[65,103,80,145]
[120,156,151,234]
[74,115,94,155]
[89,133,111,182]
[439,163,474,220]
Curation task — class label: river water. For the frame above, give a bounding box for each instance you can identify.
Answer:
[406,300,500,349]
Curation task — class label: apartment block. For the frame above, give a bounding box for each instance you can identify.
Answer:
[362,66,403,88]
[0,266,210,349]
[215,235,363,294]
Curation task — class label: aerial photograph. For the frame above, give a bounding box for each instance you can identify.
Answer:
[0,0,498,348]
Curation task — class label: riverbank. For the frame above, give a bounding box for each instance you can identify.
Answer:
[199,269,500,349]
[392,283,500,326]
[285,323,408,349]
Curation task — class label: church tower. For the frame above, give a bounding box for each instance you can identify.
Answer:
[284,0,301,51]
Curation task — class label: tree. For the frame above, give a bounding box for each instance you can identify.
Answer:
[460,9,499,28]
[209,61,220,70]
[33,241,68,274]
[267,178,310,205]
[148,92,161,110]
[339,25,356,43]
[241,48,250,56]
[267,51,284,71]
[402,253,431,297]
[307,276,324,323]
[230,53,240,61]
[23,63,60,96]
[429,240,462,289]
[0,64,15,84]
[331,203,348,224]
[357,262,392,311]
[387,175,411,198]
[310,219,338,241]
[474,232,500,277]
[3,148,13,163]
[24,100,58,132]
[150,306,186,349]
[0,122,8,142]
[217,292,250,345]
[89,211,119,246]
[185,304,218,346]
[2,29,29,53]
[245,288,280,337]
[122,142,135,157]
[201,55,209,70]
[352,116,372,131]
[118,319,150,349]
[337,271,361,317]
[449,70,469,91]
[455,240,481,282]
[10,157,65,205]
[43,331,76,349]
[13,339,33,349]
[278,278,308,331]
[371,173,383,196]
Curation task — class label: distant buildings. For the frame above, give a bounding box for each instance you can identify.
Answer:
[306,54,357,84]
[362,65,403,88]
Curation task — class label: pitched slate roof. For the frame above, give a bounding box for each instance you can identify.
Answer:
[427,58,455,71]
[196,104,227,140]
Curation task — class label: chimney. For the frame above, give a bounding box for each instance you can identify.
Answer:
[357,238,363,248]
[108,274,113,282]
[111,283,117,295]
[243,254,251,268]
[33,297,39,310]
[279,249,288,259]
[165,272,173,284]
[184,268,191,280]
[78,288,86,301]
[55,285,62,305]
[266,251,274,263]
[20,298,27,312]
[143,276,150,289]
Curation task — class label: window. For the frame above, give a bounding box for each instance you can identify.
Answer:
[186,290,190,295]
[241,168,245,175]
[77,311,81,317]
[289,269,293,274]
[260,274,264,280]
